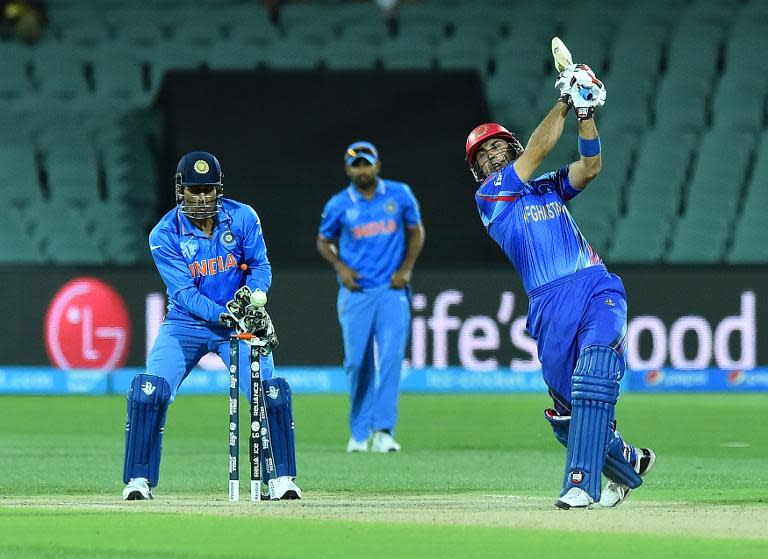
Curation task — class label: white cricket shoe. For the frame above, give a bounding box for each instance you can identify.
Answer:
[346,436,369,453]
[122,477,152,500]
[555,487,594,509]
[370,431,401,453]
[599,447,656,508]
[268,476,302,500]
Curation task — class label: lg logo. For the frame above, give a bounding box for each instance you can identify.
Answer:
[44,278,131,370]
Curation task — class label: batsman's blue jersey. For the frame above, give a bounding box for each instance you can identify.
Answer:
[476,162,627,404]
[319,179,421,289]
[149,198,271,323]
[475,164,602,293]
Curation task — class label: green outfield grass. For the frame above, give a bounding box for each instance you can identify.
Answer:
[1,393,767,558]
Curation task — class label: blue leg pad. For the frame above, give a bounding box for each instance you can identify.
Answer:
[123,374,172,486]
[545,409,642,489]
[563,345,623,500]
[606,430,643,489]
[262,377,296,480]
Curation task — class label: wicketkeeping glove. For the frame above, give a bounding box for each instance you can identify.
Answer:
[242,306,279,355]
[219,286,279,355]
[225,286,267,316]
[219,312,240,330]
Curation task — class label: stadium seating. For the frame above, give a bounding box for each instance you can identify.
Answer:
[620,129,695,225]
[436,31,492,75]
[0,44,34,102]
[323,37,379,70]
[91,46,149,105]
[728,128,768,262]
[609,215,671,263]
[729,213,768,263]
[711,72,767,134]
[666,213,730,263]
[32,44,90,101]
[0,226,46,264]
[265,37,323,70]
[1,0,766,265]
[381,35,435,70]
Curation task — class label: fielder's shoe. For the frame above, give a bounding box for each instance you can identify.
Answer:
[599,447,656,508]
[268,476,302,500]
[122,477,152,500]
[370,431,401,453]
[555,487,594,510]
[346,436,369,453]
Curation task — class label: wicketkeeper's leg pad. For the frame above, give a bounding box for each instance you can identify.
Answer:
[563,345,623,499]
[545,409,642,490]
[123,374,172,486]
[263,377,296,480]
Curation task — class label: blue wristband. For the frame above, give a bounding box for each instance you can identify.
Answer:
[578,136,601,157]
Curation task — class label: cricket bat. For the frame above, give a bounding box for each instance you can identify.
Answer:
[551,37,573,72]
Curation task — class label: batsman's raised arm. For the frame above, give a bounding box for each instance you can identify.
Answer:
[555,62,606,189]
[568,117,601,189]
[512,99,570,183]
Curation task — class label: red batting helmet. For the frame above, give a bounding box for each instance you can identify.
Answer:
[465,123,524,182]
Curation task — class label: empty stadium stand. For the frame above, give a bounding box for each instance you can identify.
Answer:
[0,0,765,264]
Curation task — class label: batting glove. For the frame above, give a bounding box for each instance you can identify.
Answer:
[568,64,606,120]
[555,63,577,94]
[554,63,577,107]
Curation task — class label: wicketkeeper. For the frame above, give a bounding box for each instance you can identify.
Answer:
[121,151,300,500]
[464,55,655,508]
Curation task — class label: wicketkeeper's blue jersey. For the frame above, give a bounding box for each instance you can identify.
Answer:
[475,164,602,293]
[149,198,271,323]
[318,178,421,289]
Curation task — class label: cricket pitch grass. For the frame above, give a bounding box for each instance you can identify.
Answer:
[1,393,766,558]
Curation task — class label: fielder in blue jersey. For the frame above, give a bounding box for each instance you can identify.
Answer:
[465,64,655,509]
[122,151,301,500]
[317,141,425,453]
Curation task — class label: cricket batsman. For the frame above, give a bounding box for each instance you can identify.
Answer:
[121,151,301,500]
[464,50,655,508]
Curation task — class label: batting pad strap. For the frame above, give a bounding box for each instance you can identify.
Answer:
[263,377,296,479]
[545,409,642,489]
[578,136,601,157]
[123,374,172,486]
[571,345,623,405]
[571,375,619,404]
[605,433,643,489]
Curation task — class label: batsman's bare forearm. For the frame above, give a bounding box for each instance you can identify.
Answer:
[570,118,601,186]
[514,100,569,182]
[397,223,425,274]
[578,117,598,140]
[526,100,569,160]
[316,235,345,272]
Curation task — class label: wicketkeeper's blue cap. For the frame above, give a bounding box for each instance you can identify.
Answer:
[345,141,379,167]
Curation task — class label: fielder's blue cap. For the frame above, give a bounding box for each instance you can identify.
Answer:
[176,151,223,186]
[345,141,379,167]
